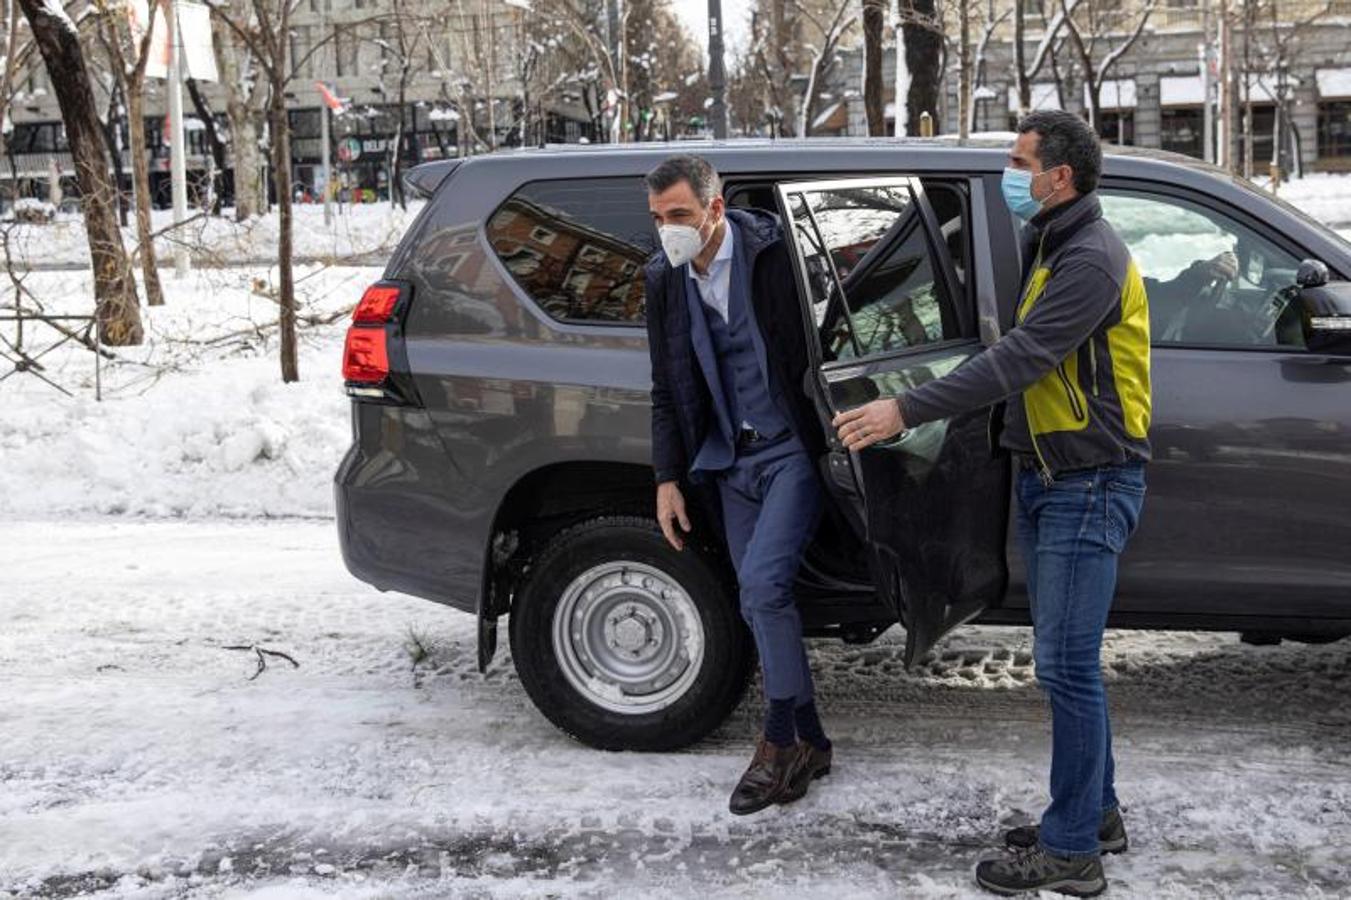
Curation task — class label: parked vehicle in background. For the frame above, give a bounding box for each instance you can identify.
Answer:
[336,139,1351,751]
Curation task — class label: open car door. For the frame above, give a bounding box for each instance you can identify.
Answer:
[776,176,1010,665]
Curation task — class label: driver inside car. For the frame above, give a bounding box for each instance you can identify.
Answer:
[1147,250,1239,341]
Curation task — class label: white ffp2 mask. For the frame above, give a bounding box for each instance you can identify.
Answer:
[659,214,714,267]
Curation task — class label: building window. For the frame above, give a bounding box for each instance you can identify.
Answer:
[1161,107,1205,158]
[1095,110,1135,145]
[1246,104,1276,168]
[1318,101,1351,160]
[335,27,357,77]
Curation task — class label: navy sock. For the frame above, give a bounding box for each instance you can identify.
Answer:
[794,700,831,751]
[764,697,796,748]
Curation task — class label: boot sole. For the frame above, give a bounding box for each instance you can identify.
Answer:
[976,873,1107,898]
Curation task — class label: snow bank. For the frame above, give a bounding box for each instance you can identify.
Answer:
[0,265,380,519]
[1256,172,1351,229]
[1,201,426,269]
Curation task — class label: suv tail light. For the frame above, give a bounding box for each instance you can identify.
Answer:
[343,281,416,403]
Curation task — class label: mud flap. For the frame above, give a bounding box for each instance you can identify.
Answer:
[477,611,498,673]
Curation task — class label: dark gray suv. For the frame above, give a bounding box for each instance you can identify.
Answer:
[335,139,1351,751]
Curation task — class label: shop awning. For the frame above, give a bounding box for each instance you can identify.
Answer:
[1007,83,1062,112]
[1160,75,1204,107]
[1317,67,1351,99]
[1087,79,1136,110]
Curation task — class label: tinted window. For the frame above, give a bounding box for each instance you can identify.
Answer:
[487,178,656,324]
[783,181,963,362]
[1100,190,1305,348]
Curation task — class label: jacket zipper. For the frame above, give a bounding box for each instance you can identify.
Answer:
[1056,363,1086,422]
[1089,341,1100,397]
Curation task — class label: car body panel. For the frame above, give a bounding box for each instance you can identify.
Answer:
[334,139,1351,647]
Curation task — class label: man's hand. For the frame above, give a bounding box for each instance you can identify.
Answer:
[656,481,691,551]
[1196,251,1239,282]
[833,399,907,451]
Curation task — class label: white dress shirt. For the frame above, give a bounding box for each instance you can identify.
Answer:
[688,220,734,322]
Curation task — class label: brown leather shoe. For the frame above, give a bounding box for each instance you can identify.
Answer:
[780,741,833,804]
[728,737,799,816]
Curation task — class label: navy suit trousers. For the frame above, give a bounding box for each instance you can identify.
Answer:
[716,435,823,703]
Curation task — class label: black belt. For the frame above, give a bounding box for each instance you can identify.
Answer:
[735,426,774,450]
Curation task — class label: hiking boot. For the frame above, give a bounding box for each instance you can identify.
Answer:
[779,740,832,804]
[728,736,799,816]
[975,847,1107,897]
[1004,807,1128,855]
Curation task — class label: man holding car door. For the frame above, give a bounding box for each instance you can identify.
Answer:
[836,111,1152,897]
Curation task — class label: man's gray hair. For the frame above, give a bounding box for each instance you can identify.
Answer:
[645,154,722,206]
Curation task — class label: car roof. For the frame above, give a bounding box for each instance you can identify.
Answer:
[406,136,1236,198]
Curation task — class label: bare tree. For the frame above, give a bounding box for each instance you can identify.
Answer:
[793,0,857,137]
[1059,0,1155,131]
[211,0,267,220]
[896,0,942,135]
[18,0,142,345]
[862,0,886,135]
[206,0,304,380]
[95,0,167,306]
[1012,0,1081,117]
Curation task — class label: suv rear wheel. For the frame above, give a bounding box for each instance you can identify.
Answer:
[509,516,752,751]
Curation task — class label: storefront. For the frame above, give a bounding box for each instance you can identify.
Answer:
[1316,68,1351,170]
[1159,74,1205,159]
[1091,79,1136,146]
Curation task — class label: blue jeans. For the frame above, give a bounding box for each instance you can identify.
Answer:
[717,436,823,703]
[1015,461,1146,859]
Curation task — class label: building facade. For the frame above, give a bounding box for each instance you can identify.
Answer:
[813,5,1351,175]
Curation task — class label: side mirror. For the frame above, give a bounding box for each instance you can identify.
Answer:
[1296,259,1329,288]
[1296,260,1351,354]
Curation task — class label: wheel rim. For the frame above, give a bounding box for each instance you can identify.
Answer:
[551,561,706,715]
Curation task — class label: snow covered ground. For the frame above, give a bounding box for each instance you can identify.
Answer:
[3,175,1351,898]
[0,264,371,519]
[1,520,1348,899]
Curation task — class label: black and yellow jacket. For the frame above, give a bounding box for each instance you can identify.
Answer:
[899,191,1151,478]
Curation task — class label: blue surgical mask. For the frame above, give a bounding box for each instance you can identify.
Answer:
[1001,167,1043,222]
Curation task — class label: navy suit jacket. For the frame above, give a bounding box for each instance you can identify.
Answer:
[645,207,826,487]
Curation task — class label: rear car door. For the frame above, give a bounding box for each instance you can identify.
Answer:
[775,176,1011,664]
[1092,185,1351,619]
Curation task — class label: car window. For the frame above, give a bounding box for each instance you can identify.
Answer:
[1099,190,1305,348]
[781,181,964,363]
[487,178,656,325]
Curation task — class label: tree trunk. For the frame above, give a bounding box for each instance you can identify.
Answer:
[126,82,165,307]
[958,0,972,138]
[186,77,227,215]
[270,84,298,383]
[215,22,261,220]
[391,76,408,210]
[863,0,884,135]
[902,0,942,136]
[1014,0,1029,114]
[100,84,129,226]
[19,0,142,345]
[232,111,261,220]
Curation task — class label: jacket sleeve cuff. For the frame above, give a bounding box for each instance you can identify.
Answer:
[897,393,932,428]
[654,468,681,485]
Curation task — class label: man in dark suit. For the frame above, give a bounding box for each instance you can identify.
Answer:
[644,154,831,815]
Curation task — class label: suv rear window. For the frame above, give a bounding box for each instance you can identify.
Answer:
[487,178,657,325]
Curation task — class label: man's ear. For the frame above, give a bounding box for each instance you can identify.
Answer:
[710,195,726,220]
